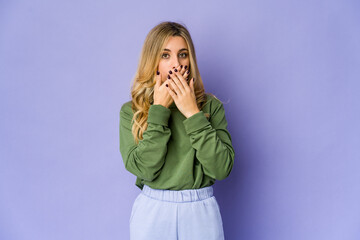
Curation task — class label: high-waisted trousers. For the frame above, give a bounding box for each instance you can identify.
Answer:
[129,184,225,240]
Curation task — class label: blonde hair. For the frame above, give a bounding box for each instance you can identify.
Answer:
[130,21,220,144]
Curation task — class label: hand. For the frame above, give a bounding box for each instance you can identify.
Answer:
[153,71,173,108]
[165,65,200,118]
[153,66,191,108]
[166,65,191,92]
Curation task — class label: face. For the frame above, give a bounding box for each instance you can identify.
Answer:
[157,36,190,83]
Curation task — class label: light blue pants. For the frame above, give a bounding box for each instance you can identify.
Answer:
[129,184,225,240]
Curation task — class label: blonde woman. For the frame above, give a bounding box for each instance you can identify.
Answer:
[119,21,235,240]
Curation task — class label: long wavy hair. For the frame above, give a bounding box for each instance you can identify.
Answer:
[130,21,220,144]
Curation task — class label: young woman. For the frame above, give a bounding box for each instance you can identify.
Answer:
[119,21,235,240]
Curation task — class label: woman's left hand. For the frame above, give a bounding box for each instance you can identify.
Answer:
[166,67,200,118]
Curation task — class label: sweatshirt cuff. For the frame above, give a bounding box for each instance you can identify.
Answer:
[147,104,171,126]
[183,111,211,134]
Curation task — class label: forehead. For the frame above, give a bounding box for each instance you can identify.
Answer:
[163,36,188,50]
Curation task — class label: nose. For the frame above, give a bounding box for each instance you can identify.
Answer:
[171,58,181,68]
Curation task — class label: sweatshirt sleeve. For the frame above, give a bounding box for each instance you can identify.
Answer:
[182,101,235,180]
[119,103,172,182]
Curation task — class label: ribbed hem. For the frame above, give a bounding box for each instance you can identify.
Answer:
[182,111,210,134]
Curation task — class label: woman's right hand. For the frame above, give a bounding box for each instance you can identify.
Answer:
[153,65,190,108]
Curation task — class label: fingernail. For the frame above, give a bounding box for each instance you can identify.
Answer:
[187,70,190,74]
[166,84,168,87]
[174,69,178,72]
[169,70,172,74]
[167,75,170,79]
[180,65,183,68]
[184,65,188,69]
[157,71,159,75]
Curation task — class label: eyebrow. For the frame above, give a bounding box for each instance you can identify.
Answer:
[163,48,188,52]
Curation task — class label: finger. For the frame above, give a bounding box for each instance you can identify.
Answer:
[164,79,174,91]
[190,77,195,92]
[172,65,182,78]
[181,65,186,75]
[166,82,178,100]
[173,69,188,91]
[164,74,175,90]
[168,75,181,95]
[155,71,161,88]
[179,65,185,75]
[174,65,183,80]
[169,70,185,94]
[183,69,190,83]
[175,65,182,73]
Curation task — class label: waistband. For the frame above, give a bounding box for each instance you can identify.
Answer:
[142,184,214,203]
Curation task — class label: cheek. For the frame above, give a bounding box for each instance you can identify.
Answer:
[158,63,165,72]
[180,59,190,67]
[158,62,171,80]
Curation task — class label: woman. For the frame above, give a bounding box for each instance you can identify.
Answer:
[119,21,235,240]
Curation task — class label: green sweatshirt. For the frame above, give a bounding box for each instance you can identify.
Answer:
[119,93,235,190]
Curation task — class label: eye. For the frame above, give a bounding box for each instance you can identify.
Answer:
[179,52,188,58]
[161,53,169,58]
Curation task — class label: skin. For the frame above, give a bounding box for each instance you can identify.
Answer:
[154,36,200,118]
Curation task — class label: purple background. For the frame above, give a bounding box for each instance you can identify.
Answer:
[1,0,359,239]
